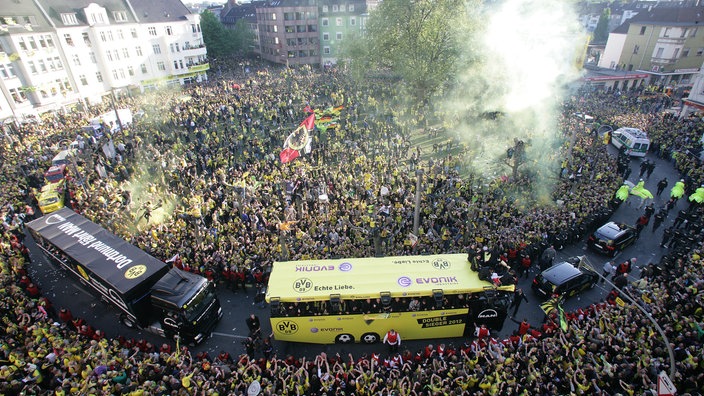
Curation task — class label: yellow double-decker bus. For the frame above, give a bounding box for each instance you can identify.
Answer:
[265,254,515,344]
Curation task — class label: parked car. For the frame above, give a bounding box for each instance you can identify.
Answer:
[532,257,599,298]
[587,221,638,257]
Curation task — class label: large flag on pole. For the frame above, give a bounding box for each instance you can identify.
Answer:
[280,114,315,163]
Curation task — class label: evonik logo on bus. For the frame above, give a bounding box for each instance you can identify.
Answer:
[397,276,458,287]
[295,265,335,272]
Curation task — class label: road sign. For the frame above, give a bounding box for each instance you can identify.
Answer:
[658,370,677,396]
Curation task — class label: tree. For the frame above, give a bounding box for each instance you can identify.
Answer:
[201,10,233,57]
[592,8,611,44]
[344,0,479,104]
[504,138,527,181]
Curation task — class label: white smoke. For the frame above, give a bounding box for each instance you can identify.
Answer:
[439,0,587,187]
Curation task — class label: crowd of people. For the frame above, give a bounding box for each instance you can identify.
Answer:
[0,58,702,394]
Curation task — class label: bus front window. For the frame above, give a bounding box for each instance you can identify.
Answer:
[183,283,216,321]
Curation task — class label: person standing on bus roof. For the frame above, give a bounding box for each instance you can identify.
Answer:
[383,329,401,354]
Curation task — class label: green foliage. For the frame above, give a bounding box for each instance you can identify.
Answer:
[592,7,611,44]
[200,10,252,58]
[343,0,479,104]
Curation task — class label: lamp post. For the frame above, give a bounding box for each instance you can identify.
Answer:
[413,169,424,236]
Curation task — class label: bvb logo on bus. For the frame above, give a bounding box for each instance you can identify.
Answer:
[432,259,450,270]
[124,265,147,279]
[293,278,313,293]
[276,320,299,335]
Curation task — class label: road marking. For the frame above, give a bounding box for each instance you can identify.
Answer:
[212,332,248,339]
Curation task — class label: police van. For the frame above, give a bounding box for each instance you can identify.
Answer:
[611,127,650,157]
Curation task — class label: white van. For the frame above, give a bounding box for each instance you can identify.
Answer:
[52,149,76,166]
[611,127,650,157]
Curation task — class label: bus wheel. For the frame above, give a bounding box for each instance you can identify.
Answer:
[361,333,380,344]
[120,314,136,329]
[335,334,355,344]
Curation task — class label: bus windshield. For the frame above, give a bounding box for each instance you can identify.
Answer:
[183,283,216,321]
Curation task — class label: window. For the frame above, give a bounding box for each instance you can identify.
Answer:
[117,29,124,40]
[72,54,81,65]
[697,48,704,56]
[349,4,354,12]
[100,31,107,42]
[174,60,179,69]
[136,46,142,56]
[82,32,91,46]
[108,31,113,41]
[61,13,78,25]
[52,56,63,70]
[127,65,134,76]
[9,88,27,103]
[322,18,329,26]
[271,13,276,20]
[90,52,97,63]
[38,59,46,72]
[28,37,37,50]
[18,38,27,51]
[131,28,138,38]
[633,45,639,54]
[79,75,87,85]
[148,26,157,36]
[119,69,125,79]
[113,11,128,22]
[340,5,346,11]
[674,48,680,58]
[113,50,120,60]
[122,48,129,58]
[322,5,328,12]
[640,26,646,35]
[112,69,119,79]
[683,48,690,57]
[64,33,74,46]
[141,64,147,73]
[656,47,664,58]
[0,63,15,79]
[664,27,671,37]
[336,32,342,40]
[170,43,176,53]
[691,27,698,37]
[106,51,113,61]
[179,60,184,69]
[166,26,173,35]
[336,18,343,26]
[157,61,165,71]
[323,46,330,54]
[332,5,338,12]
[273,25,278,32]
[350,17,356,26]
[323,32,329,41]
[152,44,161,54]
[96,71,103,82]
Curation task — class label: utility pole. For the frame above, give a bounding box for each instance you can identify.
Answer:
[413,169,423,235]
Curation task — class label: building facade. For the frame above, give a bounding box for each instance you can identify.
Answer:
[256,0,319,67]
[318,0,373,67]
[599,6,704,92]
[0,0,207,125]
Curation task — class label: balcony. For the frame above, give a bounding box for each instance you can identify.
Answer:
[187,62,209,72]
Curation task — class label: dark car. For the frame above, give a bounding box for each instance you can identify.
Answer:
[587,221,637,257]
[532,257,599,298]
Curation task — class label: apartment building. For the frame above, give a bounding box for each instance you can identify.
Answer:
[0,0,207,124]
